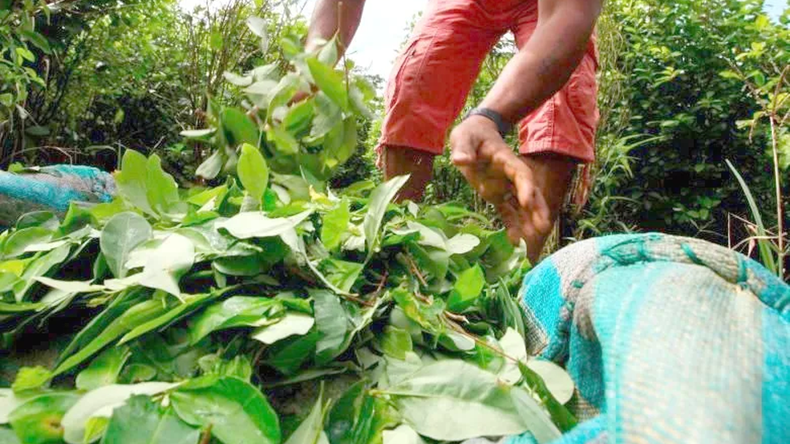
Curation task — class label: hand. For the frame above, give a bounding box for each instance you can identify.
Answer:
[449,116,553,250]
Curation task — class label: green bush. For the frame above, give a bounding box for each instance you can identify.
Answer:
[580,0,789,245]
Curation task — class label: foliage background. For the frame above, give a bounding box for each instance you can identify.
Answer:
[0,0,787,272]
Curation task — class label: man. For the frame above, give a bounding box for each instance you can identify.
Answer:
[306,0,602,262]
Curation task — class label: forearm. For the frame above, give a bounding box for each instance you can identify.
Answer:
[481,3,601,123]
[306,0,366,57]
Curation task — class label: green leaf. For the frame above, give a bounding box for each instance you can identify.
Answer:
[283,98,315,135]
[309,93,342,141]
[252,312,315,345]
[3,227,52,259]
[213,255,272,277]
[16,211,58,231]
[446,234,480,255]
[284,388,326,444]
[267,73,303,122]
[138,233,196,297]
[527,360,575,405]
[408,243,449,282]
[196,150,225,180]
[84,417,110,443]
[391,289,443,335]
[382,425,426,444]
[317,35,339,67]
[11,367,51,393]
[224,72,253,87]
[35,278,104,294]
[496,328,528,385]
[246,16,268,39]
[725,160,778,275]
[119,292,220,344]
[509,388,562,444]
[209,30,223,50]
[321,198,350,251]
[13,245,70,303]
[334,118,357,165]
[181,128,216,139]
[306,57,348,110]
[0,93,13,107]
[325,381,364,444]
[339,392,397,444]
[0,428,20,444]
[76,346,131,391]
[8,393,79,444]
[313,290,349,363]
[318,259,363,293]
[380,326,412,360]
[217,210,313,240]
[100,212,152,279]
[364,176,409,259]
[0,389,25,425]
[189,296,280,344]
[62,383,178,444]
[238,143,269,204]
[267,124,300,155]
[349,79,375,120]
[101,396,199,444]
[56,290,144,367]
[54,298,170,376]
[171,377,280,444]
[115,150,155,216]
[145,155,180,216]
[265,331,320,375]
[388,360,532,441]
[517,362,577,433]
[16,46,35,62]
[221,108,259,148]
[447,265,485,312]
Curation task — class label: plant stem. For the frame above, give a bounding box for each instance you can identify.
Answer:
[769,115,785,279]
[199,424,213,444]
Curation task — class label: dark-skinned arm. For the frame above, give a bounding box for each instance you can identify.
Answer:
[305,0,366,56]
[479,0,603,123]
[449,0,603,252]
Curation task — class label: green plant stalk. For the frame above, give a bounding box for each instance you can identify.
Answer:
[769,116,785,279]
[725,159,778,274]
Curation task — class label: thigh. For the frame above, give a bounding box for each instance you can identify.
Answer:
[517,54,599,163]
[510,6,599,163]
[379,1,503,154]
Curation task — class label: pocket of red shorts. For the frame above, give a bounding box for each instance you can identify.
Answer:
[386,38,420,104]
[566,57,599,129]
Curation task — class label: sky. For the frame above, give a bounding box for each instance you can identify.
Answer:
[180,0,787,80]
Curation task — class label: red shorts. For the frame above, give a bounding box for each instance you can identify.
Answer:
[377,0,600,163]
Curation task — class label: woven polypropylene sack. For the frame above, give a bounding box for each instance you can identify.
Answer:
[506,233,789,444]
[0,165,116,227]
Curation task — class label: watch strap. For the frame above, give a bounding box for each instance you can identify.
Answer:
[463,107,513,138]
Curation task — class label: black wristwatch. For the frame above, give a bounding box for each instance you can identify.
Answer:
[463,107,513,138]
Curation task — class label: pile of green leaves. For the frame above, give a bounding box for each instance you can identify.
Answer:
[0,23,576,444]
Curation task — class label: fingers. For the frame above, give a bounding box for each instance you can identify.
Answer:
[498,200,526,244]
[449,128,477,166]
[481,149,553,234]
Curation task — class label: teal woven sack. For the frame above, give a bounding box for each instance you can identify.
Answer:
[507,233,789,444]
[0,165,115,227]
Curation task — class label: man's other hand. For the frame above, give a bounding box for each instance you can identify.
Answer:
[449,116,553,259]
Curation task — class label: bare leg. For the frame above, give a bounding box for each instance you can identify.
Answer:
[381,145,435,202]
